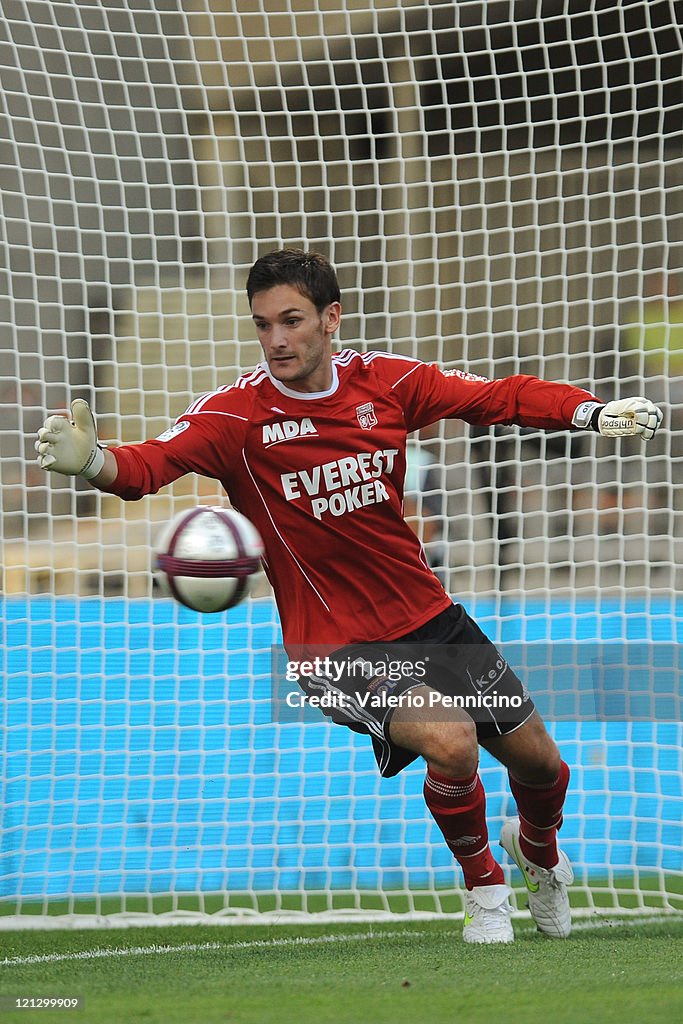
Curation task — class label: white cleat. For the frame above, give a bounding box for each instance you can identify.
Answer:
[463,883,514,944]
[500,818,574,939]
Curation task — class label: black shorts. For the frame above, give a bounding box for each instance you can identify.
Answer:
[299,603,535,777]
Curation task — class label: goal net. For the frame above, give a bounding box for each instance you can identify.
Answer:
[2,0,682,927]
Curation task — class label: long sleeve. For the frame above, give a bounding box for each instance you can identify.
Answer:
[100,391,250,500]
[382,360,600,432]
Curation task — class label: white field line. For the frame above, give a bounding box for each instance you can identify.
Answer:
[1,914,680,968]
[0,930,423,967]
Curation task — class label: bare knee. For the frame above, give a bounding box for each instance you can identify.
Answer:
[424,721,479,777]
[530,740,562,784]
[390,692,479,778]
[515,719,562,783]
[482,712,561,784]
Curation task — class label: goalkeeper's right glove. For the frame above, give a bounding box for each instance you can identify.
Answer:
[572,397,663,441]
[35,399,105,479]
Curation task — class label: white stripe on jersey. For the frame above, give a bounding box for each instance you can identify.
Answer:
[338,348,423,389]
[334,349,362,366]
[183,391,218,416]
[185,388,231,416]
[390,363,422,389]
[181,369,265,417]
[241,449,331,613]
[183,351,423,419]
[183,382,235,416]
[182,409,249,422]
[239,367,267,389]
[360,351,422,365]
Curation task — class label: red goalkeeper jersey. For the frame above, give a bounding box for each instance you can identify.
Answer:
[104,351,597,647]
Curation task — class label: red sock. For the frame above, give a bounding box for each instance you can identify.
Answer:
[508,760,570,869]
[424,768,504,890]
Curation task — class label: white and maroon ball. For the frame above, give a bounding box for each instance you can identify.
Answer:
[154,506,264,613]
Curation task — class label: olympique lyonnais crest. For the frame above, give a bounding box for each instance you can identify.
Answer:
[356,402,378,430]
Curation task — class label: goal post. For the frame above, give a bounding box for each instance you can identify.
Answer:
[1,0,682,928]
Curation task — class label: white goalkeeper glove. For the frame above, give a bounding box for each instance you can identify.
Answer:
[35,399,105,479]
[572,397,663,441]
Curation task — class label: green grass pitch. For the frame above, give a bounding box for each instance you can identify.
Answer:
[1,917,682,1024]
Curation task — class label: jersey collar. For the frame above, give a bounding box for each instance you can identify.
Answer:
[260,360,339,400]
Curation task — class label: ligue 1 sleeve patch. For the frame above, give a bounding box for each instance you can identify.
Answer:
[155,420,191,442]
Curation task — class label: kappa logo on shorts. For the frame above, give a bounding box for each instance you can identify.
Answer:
[467,656,509,693]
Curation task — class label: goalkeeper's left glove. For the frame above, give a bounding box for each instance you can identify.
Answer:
[572,397,663,441]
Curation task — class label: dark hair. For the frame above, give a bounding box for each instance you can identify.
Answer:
[246,249,341,312]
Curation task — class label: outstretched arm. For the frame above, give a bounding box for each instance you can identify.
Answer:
[385,359,663,440]
[36,394,240,500]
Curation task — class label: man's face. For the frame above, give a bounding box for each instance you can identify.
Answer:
[251,285,341,393]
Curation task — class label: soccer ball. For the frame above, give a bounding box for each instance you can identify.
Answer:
[154,506,264,613]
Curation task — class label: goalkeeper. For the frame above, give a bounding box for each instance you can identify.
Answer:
[36,249,663,945]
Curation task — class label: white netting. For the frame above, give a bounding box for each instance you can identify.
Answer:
[1,0,682,926]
